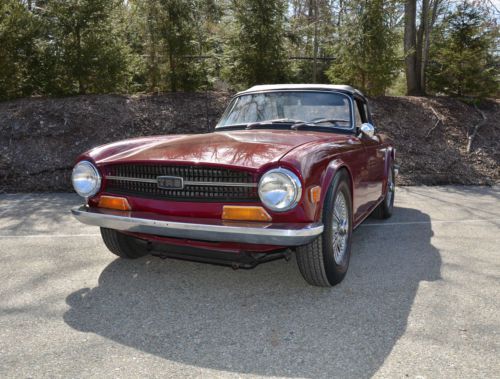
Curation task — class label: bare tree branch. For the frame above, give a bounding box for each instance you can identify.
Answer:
[425,106,445,138]
[466,105,487,154]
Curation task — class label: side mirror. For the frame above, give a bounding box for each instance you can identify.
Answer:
[360,123,375,138]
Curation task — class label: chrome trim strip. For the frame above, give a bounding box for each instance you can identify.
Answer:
[71,206,323,246]
[184,180,258,188]
[107,176,157,183]
[106,175,257,188]
[184,181,257,188]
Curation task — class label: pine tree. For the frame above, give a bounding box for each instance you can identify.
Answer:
[41,0,133,95]
[326,0,400,96]
[288,0,336,84]
[224,0,290,89]
[427,1,499,98]
[0,1,42,100]
[132,0,221,92]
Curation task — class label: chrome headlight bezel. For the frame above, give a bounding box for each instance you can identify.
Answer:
[71,160,102,198]
[258,168,302,212]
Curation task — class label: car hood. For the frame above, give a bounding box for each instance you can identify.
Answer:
[90,130,337,170]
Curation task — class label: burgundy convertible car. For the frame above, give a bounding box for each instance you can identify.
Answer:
[71,84,396,286]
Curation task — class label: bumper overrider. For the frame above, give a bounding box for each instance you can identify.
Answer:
[71,206,324,246]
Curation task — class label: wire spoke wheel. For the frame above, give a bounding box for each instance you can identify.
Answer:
[372,164,395,220]
[296,170,352,287]
[386,169,394,206]
[332,191,349,265]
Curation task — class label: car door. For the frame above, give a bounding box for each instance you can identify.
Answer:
[355,97,385,216]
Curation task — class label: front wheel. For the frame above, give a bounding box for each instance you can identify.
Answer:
[296,170,353,287]
[100,228,150,259]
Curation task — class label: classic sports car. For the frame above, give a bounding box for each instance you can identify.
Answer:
[71,84,396,287]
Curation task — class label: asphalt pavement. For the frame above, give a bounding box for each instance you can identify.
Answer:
[0,186,499,378]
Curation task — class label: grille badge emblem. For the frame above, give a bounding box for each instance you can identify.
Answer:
[157,176,184,190]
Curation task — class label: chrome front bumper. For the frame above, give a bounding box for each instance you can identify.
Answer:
[71,206,323,246]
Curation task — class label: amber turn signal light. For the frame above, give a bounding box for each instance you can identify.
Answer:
[309,186,321,203]
[222,206,272,222]
[98,196,131,211]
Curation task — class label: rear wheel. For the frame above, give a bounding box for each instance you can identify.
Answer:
[372,163,395,219]
[100,228,149,259]
[296,170,352,287]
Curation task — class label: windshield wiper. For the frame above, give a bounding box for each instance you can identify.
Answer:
[245,118,305,129]
[228,118,350,131]
[291,118,350,130]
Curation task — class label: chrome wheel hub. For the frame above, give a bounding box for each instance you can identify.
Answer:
[338,219,348,235]
[332,191,349,265]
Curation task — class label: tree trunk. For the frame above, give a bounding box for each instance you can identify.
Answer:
[147,3,158,92]
[169,49,176,92]
[416,0,428,94]
[404,0,422,95]
[421,0,441,93]
[337,0,344,27]
[312,0,319,83]
[75,27,85,95]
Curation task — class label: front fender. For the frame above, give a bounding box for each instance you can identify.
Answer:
[316,159,354,221]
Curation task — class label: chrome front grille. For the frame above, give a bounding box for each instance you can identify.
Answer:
[102,164,259,202]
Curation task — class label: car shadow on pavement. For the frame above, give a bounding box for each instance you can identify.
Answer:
[63,206,441,378]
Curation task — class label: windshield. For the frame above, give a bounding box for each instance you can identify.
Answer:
[216,91,352,129]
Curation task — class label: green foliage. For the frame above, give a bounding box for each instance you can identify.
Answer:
[0,1,41,100]
[326,0,400,96]
[40,0,134,95]
[157,0,205,91]
[287,1,335,84]
[0,0,497,100]
[427,1,499,98]
[386,71,407,96]
[131,0,221,92]
[224,0,290,89]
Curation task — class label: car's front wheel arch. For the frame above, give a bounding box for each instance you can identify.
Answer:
[316,160,354,221]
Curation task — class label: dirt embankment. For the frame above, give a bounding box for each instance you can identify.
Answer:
[0,92,498,192]
[371,96,499,185]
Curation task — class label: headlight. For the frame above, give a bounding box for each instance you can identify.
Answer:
[258,168,302,212]
[72,160,101,198]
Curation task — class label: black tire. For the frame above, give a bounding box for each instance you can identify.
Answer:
[100,228,150,259]
[296,170,353,287]
[372,163,395,219]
